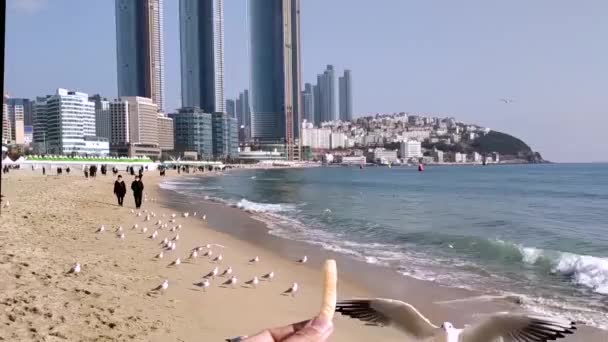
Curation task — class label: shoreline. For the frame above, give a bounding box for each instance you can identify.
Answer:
[157,169,607,340]
[0,169,605,341]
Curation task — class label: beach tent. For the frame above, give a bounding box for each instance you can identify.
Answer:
[2,156,15,165]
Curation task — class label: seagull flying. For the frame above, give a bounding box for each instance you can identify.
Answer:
[297,256,308,264]
[204,266,219,279]
[67,263,81,274]
[283,282,298,297]
[245,276,259,288]
[336,298,576,342]
[499,98,515,104]
[260,271,274,282]
[222,276,238,288]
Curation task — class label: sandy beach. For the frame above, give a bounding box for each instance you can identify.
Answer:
[1,169,606,341]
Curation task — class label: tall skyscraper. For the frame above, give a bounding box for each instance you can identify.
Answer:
[115,0,165,112]
[226,99,235,118]
[235,95,243,127]
[179,0,225,113]
[322,65,336,122]
[313,82,321,126]
[302,83,314,123]
[249,0,302,159]
[339,69,353,122]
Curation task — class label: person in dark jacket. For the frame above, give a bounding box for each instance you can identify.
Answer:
[113,175,127,206]
[131,176,144,209]
[66,167,70,175]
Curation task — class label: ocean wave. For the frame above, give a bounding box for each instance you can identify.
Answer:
[485,239,608,295]
[233,199,296,213]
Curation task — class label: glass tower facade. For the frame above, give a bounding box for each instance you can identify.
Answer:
[249,0,301,150]
[179,0,225,113]
[170,108,213,159]
[115,0,165,112]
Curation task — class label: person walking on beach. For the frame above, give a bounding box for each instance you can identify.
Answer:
[66,166,70,175]
[113,175,127,206]
[42,166,46,175]
[131,176,144,209]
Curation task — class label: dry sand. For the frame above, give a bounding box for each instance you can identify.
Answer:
[1,169,605,341]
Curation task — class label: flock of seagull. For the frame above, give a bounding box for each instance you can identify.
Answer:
[69,207,304,300]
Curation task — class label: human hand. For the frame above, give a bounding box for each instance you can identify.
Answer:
[233,316,333,342]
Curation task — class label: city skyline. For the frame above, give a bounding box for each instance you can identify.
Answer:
[4,0,608,162]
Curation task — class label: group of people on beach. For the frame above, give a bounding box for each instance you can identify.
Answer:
[113,174,144,209]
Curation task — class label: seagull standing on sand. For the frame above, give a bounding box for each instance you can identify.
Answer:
[283,282,298,297]
[245,276,259,288]
[156,251,164,259]
[171,213,176,218]
[183,212,189,218]
[132,224,138,230]
[213,254,223,263]
[141,227,148,234]
[203,250,213,257]
[118,233,125,240]
[172,234,180,241]
[169,258,181,267]
[150,230,158,239]
[194,279,211,292]
[161,237,168,245]
[202,214,207,221]
[3,201,9,208]
[222,276,238,288]
[261,271,274,282]
[249,256,260,264]
[219,266,232,277]
[297,256,308,264]
[204,266,219,279]
[189,249,199,260]
[67,263,81,274]
[137,212,142,217]
[130,209,135,214]
[96,225,105,233]
[335,298,577,342]
[170,242,177,251]
[150,279,169,293]
[116,226,123,233]
[193,212,197,217]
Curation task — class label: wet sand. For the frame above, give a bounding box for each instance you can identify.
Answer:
[0,169,605,341]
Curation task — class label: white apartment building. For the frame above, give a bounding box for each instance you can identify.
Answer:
[470,151,482,162]
[454,152,467,163]
[399,140,422,160]
[301,121,331,149]
[330,132,347,149]
[43,89,100,155]
[2,100,11,143]
[157,114,174,151]
[401,127,432,141]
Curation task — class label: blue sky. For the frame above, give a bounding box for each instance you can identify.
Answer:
[5,0,607,162]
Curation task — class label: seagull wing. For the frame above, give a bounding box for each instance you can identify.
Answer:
[336,298,439,338]
[459,313,576,342]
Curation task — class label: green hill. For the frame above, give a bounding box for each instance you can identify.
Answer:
[470,131,531,155]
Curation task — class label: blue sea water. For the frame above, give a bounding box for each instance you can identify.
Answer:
[160,163,608,329]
